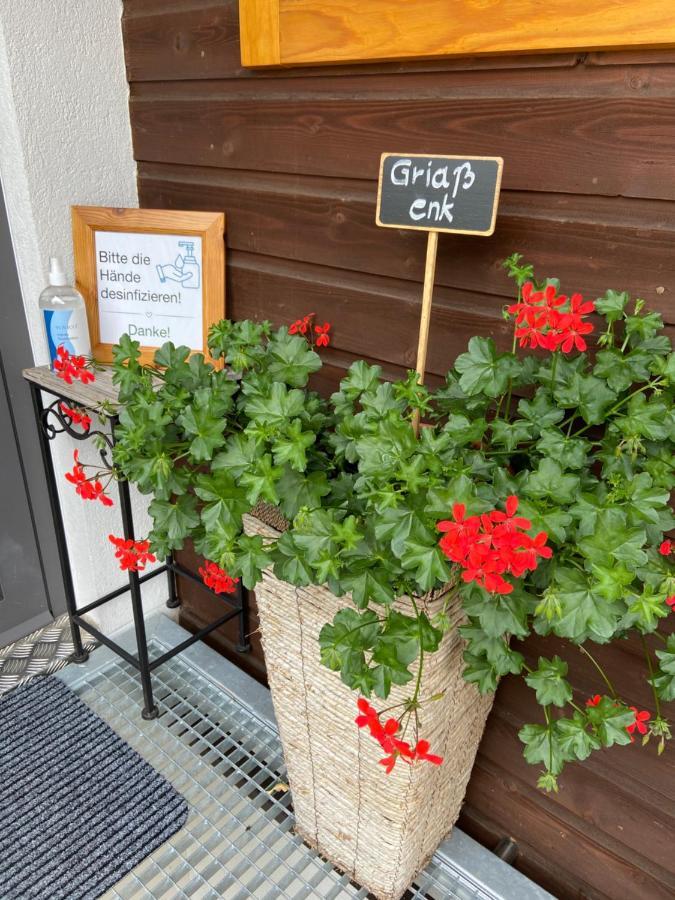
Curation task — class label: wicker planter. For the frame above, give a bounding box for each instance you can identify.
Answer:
[245,514,494,900]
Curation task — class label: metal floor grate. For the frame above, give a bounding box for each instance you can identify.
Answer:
[57,617,551,900]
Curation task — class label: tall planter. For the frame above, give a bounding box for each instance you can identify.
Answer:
[246,515,494,900]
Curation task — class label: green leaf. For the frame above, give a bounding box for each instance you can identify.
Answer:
[399,530,451,592]
[590,563,636,602]
[554,373,617,425]
[154,342,191,369]
[244,382,306,426]
[614,393,672,442]
[271,418,316,471]
[517,392,564,433]
[577,509,647,568]
[343,568,395,608]
[266,329,322,387]
[517,499,572,543]
[148,494,200,547]
[525,458,580,505]
[518,722,566,776]
[654,636,675,702]
[178,403,227,462]
[239,454,283,505]
[454,337,519,398]
[212,435,258,478]
[277,468,330,520]
[231,533,271,588]
[491,418,535,451]
[194,471,249,539]
[525,656,573,707]
[271,531,314,586]
[535,428,590,470]
[549,568,621,643]
[594,348,652,393]
[462,651,499,693]
[625,309,663,344]
[594,289,630,324]
[443,414,487,446]
[624,585,669,632]
[585,696,634,747]
[556,712,601,760]
[462,585,529,638]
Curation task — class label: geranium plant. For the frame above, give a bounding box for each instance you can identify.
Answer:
[63,256,674,790]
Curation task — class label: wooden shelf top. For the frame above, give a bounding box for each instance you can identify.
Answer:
[23,365,120,411]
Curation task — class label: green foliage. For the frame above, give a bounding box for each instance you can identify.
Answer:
[111,257,674,790]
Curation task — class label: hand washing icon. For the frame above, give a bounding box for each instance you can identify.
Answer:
[156,241,200,289]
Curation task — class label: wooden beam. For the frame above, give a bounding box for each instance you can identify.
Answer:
[239,0,281,67]
[239,0,675,67]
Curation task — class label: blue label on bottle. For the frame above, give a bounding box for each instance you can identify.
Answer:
[43,309,76,366]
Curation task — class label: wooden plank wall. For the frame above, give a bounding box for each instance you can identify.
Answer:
[121,3,675,897]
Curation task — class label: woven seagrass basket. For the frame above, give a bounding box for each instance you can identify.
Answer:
[245,513,495,900]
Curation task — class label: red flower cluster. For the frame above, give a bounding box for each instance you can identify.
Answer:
[667,596,675,612]
[627,707,651,742]
[660,540,672,556]
[289,313,315,336]
[355,699,443,773]
[53,345,95,385]
[585,694,602,707]
[108,534,156,572]
[64,450,113,506]
[60,402,91,431]
[437,496,551,595]
[289,313,331,348]
[507,282,595,353]
[199,560,239,595]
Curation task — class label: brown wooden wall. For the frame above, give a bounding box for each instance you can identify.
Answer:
[122,3,675,898]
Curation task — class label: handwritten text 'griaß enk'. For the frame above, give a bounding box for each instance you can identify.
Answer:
[389,159,475,225]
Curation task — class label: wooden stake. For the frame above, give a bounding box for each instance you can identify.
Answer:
[412,230,439,435]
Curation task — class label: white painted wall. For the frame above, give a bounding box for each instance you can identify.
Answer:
[0,0,168,634]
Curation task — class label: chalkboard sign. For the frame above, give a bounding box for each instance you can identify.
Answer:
[376,153,503,235]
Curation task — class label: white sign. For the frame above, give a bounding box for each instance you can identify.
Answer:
[95,231,204,349]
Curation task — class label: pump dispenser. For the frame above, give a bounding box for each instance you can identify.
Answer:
[39,256,91,368]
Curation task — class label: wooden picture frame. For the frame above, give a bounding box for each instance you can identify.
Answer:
[72,207,225,365]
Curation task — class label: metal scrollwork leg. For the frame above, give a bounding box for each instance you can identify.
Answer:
[30,384,89,663]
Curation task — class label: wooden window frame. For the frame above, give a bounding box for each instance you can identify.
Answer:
[239,0,675,68]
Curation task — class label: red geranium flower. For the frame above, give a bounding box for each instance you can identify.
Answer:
[586,694,602,707]
[660,540,672,556]
[666,595,675,612]
[438,496,551,596]
[411,740,443,765]
[108,534,156,572]
[289,313,315,336]
[315,322,331,347]
[508,283,594,354]
[626,707,651,742]
[53,345,95,385]
[198,560,239,595]
[355,699,443,773]
[60,402,91,431]
[64,450,113,506]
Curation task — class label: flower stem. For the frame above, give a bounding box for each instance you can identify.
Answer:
[579,645,617,699]
[640,634,662,720]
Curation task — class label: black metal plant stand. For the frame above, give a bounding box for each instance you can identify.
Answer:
[25,369,251,720]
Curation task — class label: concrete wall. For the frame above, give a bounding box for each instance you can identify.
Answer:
[0,0,167,634]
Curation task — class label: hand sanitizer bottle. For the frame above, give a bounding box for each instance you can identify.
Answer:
[39,256,91,368]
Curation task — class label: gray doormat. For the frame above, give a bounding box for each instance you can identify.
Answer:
[0,676,188,900]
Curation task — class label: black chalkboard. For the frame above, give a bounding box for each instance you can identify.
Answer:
[376,153,503,235]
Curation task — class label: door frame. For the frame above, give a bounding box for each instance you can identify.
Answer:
[0,176,66,637]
